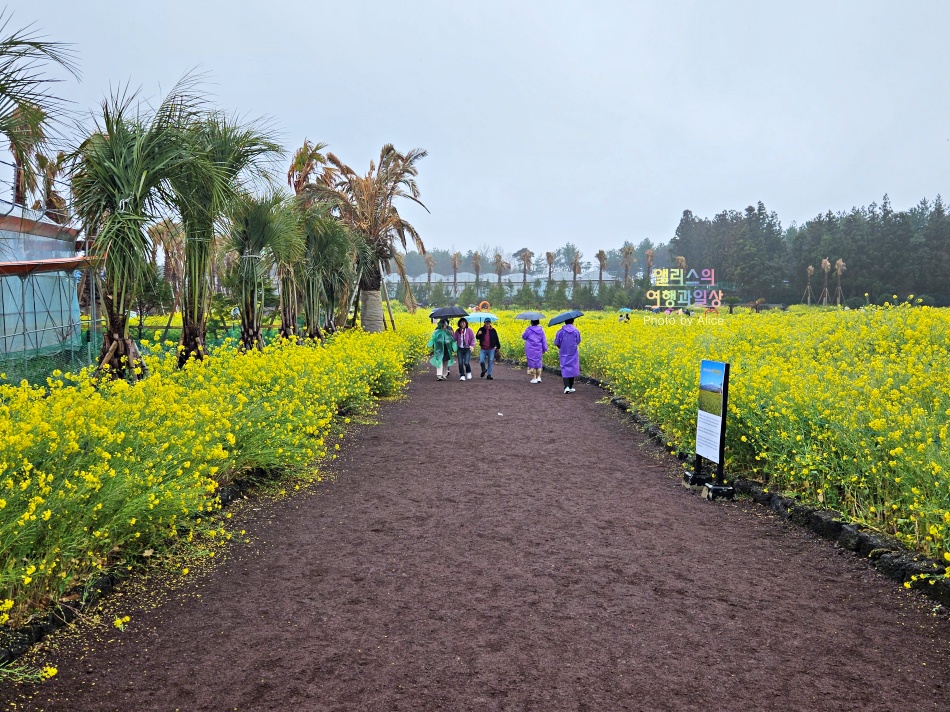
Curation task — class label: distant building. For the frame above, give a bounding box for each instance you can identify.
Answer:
[384,268,623,298]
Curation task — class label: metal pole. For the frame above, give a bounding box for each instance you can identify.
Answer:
[19,275,26,374]
[89,263,97,366]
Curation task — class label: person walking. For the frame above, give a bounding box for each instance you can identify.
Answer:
[521,319,547,383]
[553,318,581,393]
[426,318,457,381]
[454,317,475,380]
[475,318,501,380]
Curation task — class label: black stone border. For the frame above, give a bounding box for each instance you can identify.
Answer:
[524,360,950,610]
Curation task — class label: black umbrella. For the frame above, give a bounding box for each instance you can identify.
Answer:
[429,306,469,320]
[548,309,584,326]
[515,311,546,320]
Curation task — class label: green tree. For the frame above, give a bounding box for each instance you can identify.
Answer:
[544,280,568,310]
[512,283,537,308]
[429,280,449,307]
[457,283,477,307]
[171,114,281,364]
[71,79,211,378]
[486,283,507,309]
[0,15,79,205]
[297,201,364,340]
[223,190,303,350]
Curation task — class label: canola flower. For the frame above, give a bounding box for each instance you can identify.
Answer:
[0,326,429,627]
[475,304,950,569]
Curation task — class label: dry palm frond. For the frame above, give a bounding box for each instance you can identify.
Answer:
[287,139,328,194]
[621,244,636,286]
[570,252,583,275]
[393,252,418,312]
[675,255,687,270]
[835,258,846,276]
[521,249,533,270]
[821,258,831,273]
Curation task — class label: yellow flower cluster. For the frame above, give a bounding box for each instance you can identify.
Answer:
[0,327,429,627]
[484,305,950,566]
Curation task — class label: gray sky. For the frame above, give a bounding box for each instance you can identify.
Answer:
[17,0,950,257]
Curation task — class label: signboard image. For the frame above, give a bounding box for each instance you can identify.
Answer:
[695,360,729,464]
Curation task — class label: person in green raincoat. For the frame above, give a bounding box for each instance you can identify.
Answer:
[426,318,457,381]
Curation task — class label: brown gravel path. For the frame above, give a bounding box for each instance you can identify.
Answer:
[2,362,949,711]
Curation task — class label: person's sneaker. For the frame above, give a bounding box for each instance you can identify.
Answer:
[437,376,444,381]
[480,369,486,378]
[564,387,571,394]
[486,375,493,380]
[460,376,466,381]
[568,387,576,393]
[537,378,542,383]
[467,373,472,380]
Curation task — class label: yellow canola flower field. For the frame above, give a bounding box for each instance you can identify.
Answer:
[0,326,429,627]
[478,305,950,567]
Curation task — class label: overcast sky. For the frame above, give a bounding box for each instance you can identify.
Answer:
[16,0,950,257]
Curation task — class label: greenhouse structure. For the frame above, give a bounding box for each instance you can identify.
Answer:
[0,201,90,375]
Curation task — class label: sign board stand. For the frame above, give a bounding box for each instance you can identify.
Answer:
[682,360,734,500]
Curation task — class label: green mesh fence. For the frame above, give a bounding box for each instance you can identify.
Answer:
[0,318,294,386]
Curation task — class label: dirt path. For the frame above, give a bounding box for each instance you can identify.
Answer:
[2,362,949,711]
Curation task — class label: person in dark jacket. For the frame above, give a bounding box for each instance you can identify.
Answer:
[475,319,501,380]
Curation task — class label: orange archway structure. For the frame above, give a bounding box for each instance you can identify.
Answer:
[477,301,491,312]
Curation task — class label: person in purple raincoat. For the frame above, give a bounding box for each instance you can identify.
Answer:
[553,318,581,393]
[521,319,547,383]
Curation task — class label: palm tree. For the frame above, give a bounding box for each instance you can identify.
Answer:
[224,190,302,350]
[8,104,43,204]
[424,253,435,286]
[803,264,815,305]
[520,249,534,285]
[71,81,209,378]
[645,248,654,287]
[32,149,67,222]
[305,144,427,332]
[297,201,363,340]
[472,251,482,296]
[820,257,831,305]
[594,249,607,293]
[570,251,583,293]
[450,251,461,296]
[493,252,506,284]
[834,258,847,306]
[620,244,636,288]
[675,255,687,271]
[287,139,328,194]
[171,113,280,365]
[0,15,79,204]
[545,251,555,281]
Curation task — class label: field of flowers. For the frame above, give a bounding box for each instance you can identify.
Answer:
[481,305,950,567]
[0,325,429,627]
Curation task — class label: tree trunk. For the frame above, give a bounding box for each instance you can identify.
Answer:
[360,290,385,332]
[96,295,146,380]
[179,221,214,366]
[278,272,300,341]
